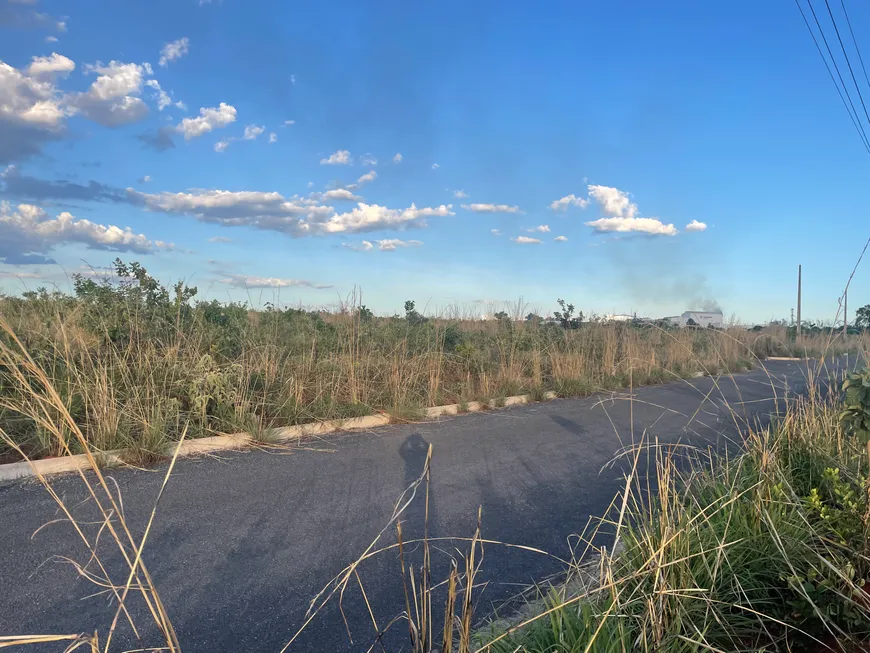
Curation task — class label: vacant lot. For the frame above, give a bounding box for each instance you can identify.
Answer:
[0,261,863,462]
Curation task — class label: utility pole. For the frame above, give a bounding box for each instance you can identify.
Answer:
[796,264,802,341]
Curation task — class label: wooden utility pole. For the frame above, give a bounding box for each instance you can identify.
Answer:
[796,265,802,340]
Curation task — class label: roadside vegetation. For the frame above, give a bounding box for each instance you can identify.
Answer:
[474,369,870,652]
[0,259,866,462]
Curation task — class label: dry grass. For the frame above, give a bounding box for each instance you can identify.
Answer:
[1,283,865,462]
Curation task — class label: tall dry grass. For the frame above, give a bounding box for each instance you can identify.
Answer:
[1,282,866,462]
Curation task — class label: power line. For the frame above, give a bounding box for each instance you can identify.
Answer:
[794,0,870,153]
[823,0,870,127]
[805,0,870,150]
[839,0,870,94]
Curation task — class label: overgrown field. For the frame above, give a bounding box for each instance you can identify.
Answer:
[477,372,870,652]
[0,260,864,461]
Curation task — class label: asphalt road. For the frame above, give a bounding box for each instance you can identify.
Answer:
[0,359,835,652]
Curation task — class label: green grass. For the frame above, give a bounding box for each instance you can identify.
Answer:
[477,388,870,652]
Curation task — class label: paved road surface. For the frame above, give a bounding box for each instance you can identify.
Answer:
[0,360,833,652]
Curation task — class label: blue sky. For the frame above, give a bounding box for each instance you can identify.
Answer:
[1,0,869,323]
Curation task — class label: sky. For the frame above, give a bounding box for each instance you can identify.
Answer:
[1,0,870,324]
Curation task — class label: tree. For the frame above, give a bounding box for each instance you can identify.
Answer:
[554,299,583,329]
[855,304,870,330]
[404,300,427,325]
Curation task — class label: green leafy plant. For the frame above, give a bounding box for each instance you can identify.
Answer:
[841,368,870,444]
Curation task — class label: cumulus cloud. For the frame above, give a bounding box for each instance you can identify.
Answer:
[45,35,58,43]
[0,201,171,264]
[453,190,468,199]
[323,188,362,202]
[26,52,74,80]
[461,203,522,214]
[585,216,677,236]
[159,37,190,67]
[512,236,541,244]
[0,4,66,31]
[126,187,455,237]
[357,170,377,185]
[392,153,402,163]
[207,236,232,243]
[554,235,568,242]
[176,103,237,140]
[138,175,151,183]
[526,224,549,233]
[431,163,439,169]
[685,220,707,232]
[268,132,277,143]
[0,59,69,163]
[243,124,265,140]
[214,139,229,153]
[491,229,500,236]
[218,274,331,289]
[585,185,677,236]
[71,60,152,127]
[360,154,377,167]
[282,120,295,127]
[321,149,351,165]
[549,194,589,211]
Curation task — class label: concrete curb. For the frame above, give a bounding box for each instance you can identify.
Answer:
[0,391,558,483]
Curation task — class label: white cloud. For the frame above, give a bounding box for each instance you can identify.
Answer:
[176,103,237,140]
[290,74,296,85]
[314,202,453,234]
[431,163,439,169]
[144,79,184,112]
[126,188,454,236]
[208,236,232,243]
[587,185,637,219]
[526,224,549,233]
[282,120,295,127]
[268,132,277,143]
[214,139,229,153]
[138,175,151,183]
[0,59,70,163]
[45,36,59,43]
[0,60,68,130]
[72,61,150,127]
[453,190,468,199]
[685,219,707,232]
[584,184,677,236]
[342,241,374,252]
[26,53,75,80]
[375,238,422,251]
[0,201,171,264]
[585,217,677,236]
[323,188,362,202]
[360,154,377,166]
[159,37,190,67]
[243,124,265,140]
[549,194,589,211]
[554,235,568,242]
[461,203,522,214]
[344,238,422,252]
[218,274,331,289]
[512,236,541,244]
[320,149,351,165]
[392,153,402,163]
[491,229,500,236]
[357,170,377,185]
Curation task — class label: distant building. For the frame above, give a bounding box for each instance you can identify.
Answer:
[663,311,725,329]
[603,313,634,322]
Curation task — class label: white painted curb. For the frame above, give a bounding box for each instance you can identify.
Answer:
[0,392,558,483]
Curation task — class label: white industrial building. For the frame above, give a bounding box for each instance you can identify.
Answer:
[663,311,725,329]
